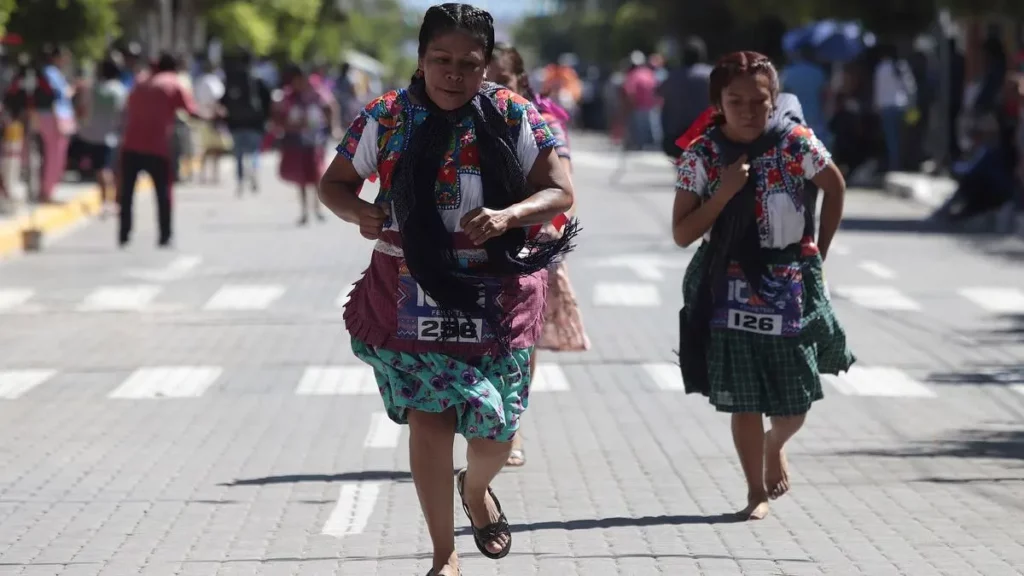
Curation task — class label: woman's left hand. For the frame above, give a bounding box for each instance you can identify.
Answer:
[460,207,513,245]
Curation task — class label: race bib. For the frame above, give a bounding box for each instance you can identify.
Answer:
[710,263,803,337]
[396,267,500,343]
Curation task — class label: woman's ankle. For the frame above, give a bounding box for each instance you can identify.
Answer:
[432,549,458,571]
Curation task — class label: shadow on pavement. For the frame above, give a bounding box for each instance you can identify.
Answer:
[455,513,746,536]
[839,217,954,234]
[220,469,419,486]
[839,428,1024,461]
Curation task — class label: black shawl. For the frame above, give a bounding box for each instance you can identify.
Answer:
[389,77,578,351]
[680,94,817,395]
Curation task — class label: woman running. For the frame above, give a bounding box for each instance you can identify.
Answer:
[318,4,577,574]
[674,51,855,521]
[487,43,590,468]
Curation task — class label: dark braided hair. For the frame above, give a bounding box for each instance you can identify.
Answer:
[390,3,577,352]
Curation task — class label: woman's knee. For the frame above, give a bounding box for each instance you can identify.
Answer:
[408,409,457,441]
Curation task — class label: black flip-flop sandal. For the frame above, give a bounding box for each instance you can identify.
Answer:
[456,468,512,560]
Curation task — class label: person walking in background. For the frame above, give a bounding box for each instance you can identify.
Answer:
[77,56,127,217]
[275,63,338,225]
[194,56,228,184]
[781,46,830,147]
[221,51,271,197]
[873,44,917,172]
[118,53,207,248]
[659,37,711,158]
[35,44,75,203]
[487,43,590,469]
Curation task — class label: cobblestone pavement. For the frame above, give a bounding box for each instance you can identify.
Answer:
[0,140,1022,575]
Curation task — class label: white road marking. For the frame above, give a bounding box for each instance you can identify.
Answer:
[959,288,1024,314]
[585,254,691,282]
[857,261,896,280]
[831,285,920,311]
[1012,384,1024,398]
[128,255,203,282]
[78,285,162,312]
[593,282,661,307]
[335,283,357,308]
[823,366,935,398]
[530,364,570,391]
[829,244,851,256]
[203,285,285,311]
[322,482,381,537]
[109,367,222,399]
[296,366,377,395]
[0,289,34,312]
[0,370,57,399]
[644,363,685,391]
[364,412,402,448]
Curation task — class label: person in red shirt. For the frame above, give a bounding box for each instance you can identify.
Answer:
[118,52,206,248]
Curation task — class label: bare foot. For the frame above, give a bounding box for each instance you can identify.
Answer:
[467,488,510,555]
[738,496,770,521]
[431,560,460,575]
[765,429,791,500]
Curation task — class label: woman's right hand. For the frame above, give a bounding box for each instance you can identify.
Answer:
[718,155,750,199]
[355,201,389,240]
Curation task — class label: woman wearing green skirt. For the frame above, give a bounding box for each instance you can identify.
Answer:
[673,51,855,521]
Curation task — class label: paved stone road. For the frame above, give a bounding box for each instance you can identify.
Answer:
[0,137,1022,576]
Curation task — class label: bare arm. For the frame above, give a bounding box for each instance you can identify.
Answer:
[508,146,574,226]
[671,188,732,247]
[811,162,846,260]
[318,154,369,223]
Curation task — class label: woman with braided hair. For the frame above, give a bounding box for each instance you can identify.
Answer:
[319,4,576,574]
[487,43,590,469]
[674,51,854,520]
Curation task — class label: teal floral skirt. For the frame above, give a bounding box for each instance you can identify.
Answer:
[351,336,533,442]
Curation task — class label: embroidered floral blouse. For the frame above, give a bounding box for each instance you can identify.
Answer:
[338,83,558,233]
[336,84,559,355]
[675,125,831,249]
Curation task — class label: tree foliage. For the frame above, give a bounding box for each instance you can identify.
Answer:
[6,0,124,59]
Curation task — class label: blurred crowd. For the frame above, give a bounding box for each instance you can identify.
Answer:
[0,42,377,221]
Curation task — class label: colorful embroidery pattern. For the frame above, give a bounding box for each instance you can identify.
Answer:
[338,85,557,211]
[675,126,831,244]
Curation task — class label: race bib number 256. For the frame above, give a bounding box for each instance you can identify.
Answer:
[416,317,484,343]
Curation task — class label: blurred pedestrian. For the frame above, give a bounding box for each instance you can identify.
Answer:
[77,55,127,217]
[119,52,207,248]
[275,63,338,225]
[221,51,271,196]
[36,44,75,203]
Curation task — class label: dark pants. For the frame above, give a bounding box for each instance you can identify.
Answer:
[119,150,172,245]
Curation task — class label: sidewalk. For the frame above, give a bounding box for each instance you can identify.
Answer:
[883,170,1024,236]
[0,181,103,258]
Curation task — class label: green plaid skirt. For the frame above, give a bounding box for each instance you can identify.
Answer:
[680,243,855,416]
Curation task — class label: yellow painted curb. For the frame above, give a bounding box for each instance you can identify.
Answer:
[0,176,153,258]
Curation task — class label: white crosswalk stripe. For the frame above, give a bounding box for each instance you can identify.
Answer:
[204,285,285,310]
[109,367,222,399]
[858,261,896,279]
[593,282,661,307]
[531,364,570,391]
[644,363,685,390]
[0,370,57,399]
[296,366,377,395]
[823,366,935,398]
[79,285,162,312]
[831,285,920,311]
[364,412,402,448]
[0,289,34,312]
[959,287,1024,314]
[336,283,357,308]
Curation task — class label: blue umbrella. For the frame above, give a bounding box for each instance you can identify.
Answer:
[783,20,867,62]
